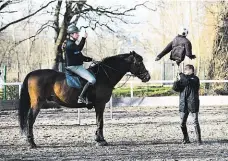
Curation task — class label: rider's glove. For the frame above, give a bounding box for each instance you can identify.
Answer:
[84,57,93,62]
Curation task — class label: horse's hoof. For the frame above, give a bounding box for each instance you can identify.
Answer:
[29,143,38,149]
[86,104,93,110]
[30,145,37,149]
[96,140,108,146]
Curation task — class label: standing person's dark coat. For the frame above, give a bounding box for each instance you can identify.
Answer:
[173,73,200,113]
[172,64,202,145]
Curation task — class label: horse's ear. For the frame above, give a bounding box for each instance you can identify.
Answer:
[126,54,134,63]
[132,50,136,55]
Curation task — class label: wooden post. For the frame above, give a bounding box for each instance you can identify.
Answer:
[110,95,113,120]
[78,109,80,125]
[130,80,133,98]
[3,65,6,100]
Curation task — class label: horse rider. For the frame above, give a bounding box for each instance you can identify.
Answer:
[65,24,96,104]
[155,28,196,72]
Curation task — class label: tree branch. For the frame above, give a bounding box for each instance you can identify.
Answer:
[0,0,11,11]
[74,1,157,33]
[0,10,17,13]
[79,1,156,16]
[0,0,23,11]
[16,20,53,45]
[0,0,56,32]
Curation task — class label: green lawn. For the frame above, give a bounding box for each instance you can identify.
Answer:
[113,86,179,97]
[0,89,2,99]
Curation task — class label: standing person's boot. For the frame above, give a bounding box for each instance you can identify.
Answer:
[181,126,190,144]
[195,125,202,145]
[78,82,91,104]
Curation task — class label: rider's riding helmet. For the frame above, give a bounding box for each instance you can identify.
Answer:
[179,27,188,36]
[67,24,80,34]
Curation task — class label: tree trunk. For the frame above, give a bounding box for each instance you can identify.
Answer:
[207,2,228,94]
[52,0,86,71]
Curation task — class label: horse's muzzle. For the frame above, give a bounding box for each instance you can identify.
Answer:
[141,71,151,82]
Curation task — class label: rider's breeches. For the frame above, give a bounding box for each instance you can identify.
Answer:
[67,65,96,85]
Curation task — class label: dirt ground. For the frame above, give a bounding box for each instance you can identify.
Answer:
[0,105,227,161]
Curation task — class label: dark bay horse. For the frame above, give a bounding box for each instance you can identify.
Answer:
[18,51,151,148]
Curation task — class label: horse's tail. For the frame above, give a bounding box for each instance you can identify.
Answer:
[18,73,31,133]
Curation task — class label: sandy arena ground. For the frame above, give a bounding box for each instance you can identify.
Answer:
[0,106,227,161]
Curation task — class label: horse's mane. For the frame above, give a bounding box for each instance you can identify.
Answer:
[101,53,131,63]
[88,53,130,71]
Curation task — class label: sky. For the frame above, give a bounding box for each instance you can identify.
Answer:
[0,0,221,80]
[0,0,215,58]
[1,0,207,39]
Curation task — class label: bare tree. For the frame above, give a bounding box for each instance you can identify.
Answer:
[49,0,158,70]
[207,1,228,94]
[1,0,158,72]
[0,0,56,32]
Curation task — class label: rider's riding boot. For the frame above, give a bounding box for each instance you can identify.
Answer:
[78,82,91,104]
[194,125,202,145]
[181,126,190,144]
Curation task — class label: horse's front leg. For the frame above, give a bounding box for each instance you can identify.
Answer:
[94,102,108,146]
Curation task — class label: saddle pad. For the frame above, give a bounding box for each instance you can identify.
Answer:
[65,70,82,89]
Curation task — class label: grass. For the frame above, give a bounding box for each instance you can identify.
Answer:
[113,86,179,97]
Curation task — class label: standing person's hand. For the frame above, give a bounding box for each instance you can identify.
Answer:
[84,32,88,38]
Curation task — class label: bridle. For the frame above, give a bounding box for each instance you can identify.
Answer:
[91,59,148,89]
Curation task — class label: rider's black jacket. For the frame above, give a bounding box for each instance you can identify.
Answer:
[65,38,92,66]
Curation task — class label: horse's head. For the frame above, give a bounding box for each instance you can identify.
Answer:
[126,51,151,82]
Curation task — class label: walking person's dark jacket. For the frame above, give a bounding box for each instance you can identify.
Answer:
[173,73,200,113]
[157,35,196,63]
[65,38,92,66]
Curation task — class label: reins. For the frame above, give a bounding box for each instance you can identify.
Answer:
[90,60,133,89]
[90,57,148,89]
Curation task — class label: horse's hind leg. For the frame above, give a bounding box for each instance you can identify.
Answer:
[27,98,45,148]
[27,108,40,148]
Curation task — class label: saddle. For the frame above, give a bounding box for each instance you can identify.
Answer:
[65,68,95,89]
[65,68,95,109]
[65,68,83,88]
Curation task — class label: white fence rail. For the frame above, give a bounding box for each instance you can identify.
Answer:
[0,82,22,95]
[116,79,228,98]
[0,80,228,98]
[0,80,228,124]
[0,80,228,95]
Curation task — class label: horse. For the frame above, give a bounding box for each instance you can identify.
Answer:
[18,51,151,148]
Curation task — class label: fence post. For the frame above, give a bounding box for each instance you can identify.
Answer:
[130,80,133,98]
[3,65,6,100]
[18,84,22,97]
[161,61,165,85]
[78,109,80,125]
[110,95,113,120]
[172,63,175,80]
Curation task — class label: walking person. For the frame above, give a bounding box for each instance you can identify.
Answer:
[173,64,202,145]
[155,28,196,72]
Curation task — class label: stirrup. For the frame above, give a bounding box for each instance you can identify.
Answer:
[78,97,91,104]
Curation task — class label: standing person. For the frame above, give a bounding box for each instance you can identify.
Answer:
[65,24,96,104]
[172,64,202,145]
[155,28,196,67]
